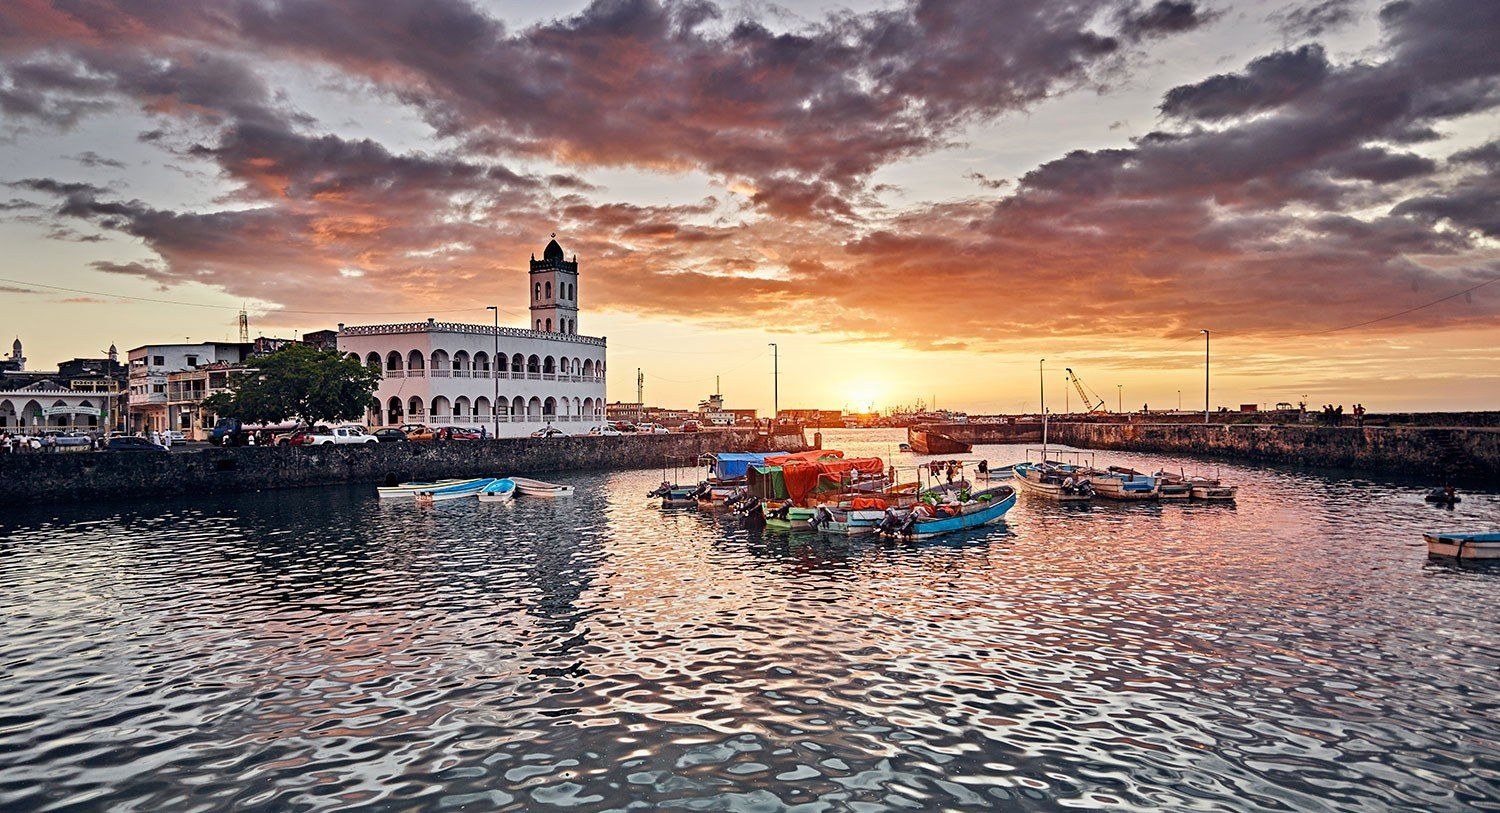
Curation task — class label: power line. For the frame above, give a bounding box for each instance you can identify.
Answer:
[1307,275,1499,336]
[0,276,517,317]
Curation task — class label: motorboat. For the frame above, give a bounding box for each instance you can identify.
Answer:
[1090,466,1160,501]
[879,486,1017,540]
[1188,477,1238,501]
[1423,531,1500,560]
[649,481,698,508]
[477,478,516,503]
[510,477,575,497]
[763,500,817,531]
[377,478,475,500]
[1011,462,1093,501]
[414,478,497,503]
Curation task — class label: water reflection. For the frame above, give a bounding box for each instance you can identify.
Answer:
[0,429,1496,811]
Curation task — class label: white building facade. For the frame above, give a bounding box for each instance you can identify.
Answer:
[336,237,606,437]
[126,342,251,434]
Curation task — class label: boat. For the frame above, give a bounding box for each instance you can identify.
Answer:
[477,478,516,503]
[377,478,475,500]
[811,497,895,536]
[414,477,497,503]
[1090,466,1160,501]
[510,477,575,497]
[1150,470,1194,500]
[1423,531,1500,560]
[763,501,817,531]
[1011,462,1093,501]
[1188,477,1238,501]
[907,426,972,455]
[649,481,698,508]
[1424,487,1461,505]
[880,486,1017,539]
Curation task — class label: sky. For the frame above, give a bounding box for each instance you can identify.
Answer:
[0,0,1496,415]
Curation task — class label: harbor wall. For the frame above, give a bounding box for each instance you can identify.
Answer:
[1046,422,1500,479]
[0,428,811,507]
[914,422,1043,445]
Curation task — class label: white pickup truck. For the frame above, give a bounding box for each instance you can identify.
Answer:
[309,426,379,445]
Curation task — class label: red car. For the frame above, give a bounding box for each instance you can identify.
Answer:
[279,426,332,446]
[435,426,482,441]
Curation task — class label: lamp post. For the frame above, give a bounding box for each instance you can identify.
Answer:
[1117,384,1123,414]
[1178,389,1182,411]
[768,342,778,428]
[1039,358,1047,458]
[1202,329,1211,424]
[486,306,499,439]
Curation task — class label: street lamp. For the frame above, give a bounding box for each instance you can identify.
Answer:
[1201,329,1211,425]
[486,306,499,439]
[768,342,778,427]
[1117,384,1123,414]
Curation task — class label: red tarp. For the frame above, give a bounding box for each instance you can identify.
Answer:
[782,457,886,502]
[764,449,844,466]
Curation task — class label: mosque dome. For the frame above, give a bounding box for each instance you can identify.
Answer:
[543,237,564,261]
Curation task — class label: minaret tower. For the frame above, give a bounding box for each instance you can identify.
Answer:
[528,233,580,335]
[10,337,24,371]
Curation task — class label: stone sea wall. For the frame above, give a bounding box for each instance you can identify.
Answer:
[0,429,811,507]
[1046,422,1500,479]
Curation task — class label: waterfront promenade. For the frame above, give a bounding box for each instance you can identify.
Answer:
[0,428,811,507]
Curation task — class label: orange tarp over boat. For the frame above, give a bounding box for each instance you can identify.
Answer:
[782,457,886,502]
[764,449,844,466]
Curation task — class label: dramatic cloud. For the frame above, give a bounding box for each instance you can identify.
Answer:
[1,0,1498,348]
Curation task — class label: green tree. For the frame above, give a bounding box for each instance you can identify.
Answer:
[203,344,380,428]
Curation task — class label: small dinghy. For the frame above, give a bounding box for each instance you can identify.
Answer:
[377,478,474,500]
[1423,531,1500,560]
[414,478,496,504]
[510,477,575,497]
[478,478,516,503]
[649,481,697,508]
[1424,486,1461,505]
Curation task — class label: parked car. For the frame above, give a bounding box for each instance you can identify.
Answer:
[435,426,482,441]
[373,428,408,442]
[610,421,639,433]
[163,430,187,443]
[306,426,379,445]
[404,425,437,441]
[636,423,669,435]
[530,427,568,439]
[41,430,93,448]
[587,425,622,437]
[680,420,701,433]
[107,436,167,452]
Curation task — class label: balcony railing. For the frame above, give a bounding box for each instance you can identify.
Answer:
[386,370,405,378]
[431,369,450,378]
[409,369,426,377]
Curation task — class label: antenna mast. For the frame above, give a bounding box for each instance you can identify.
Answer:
[237,308,250,343]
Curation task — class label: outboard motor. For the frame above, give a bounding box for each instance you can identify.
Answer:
[740,499,767,531]
[648,481,673,498]
[812,505,834,529]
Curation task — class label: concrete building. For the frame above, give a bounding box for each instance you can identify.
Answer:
[337,237,607,438]
[127,342,251,435]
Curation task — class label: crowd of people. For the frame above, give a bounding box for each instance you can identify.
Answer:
[1317,403,1368,426]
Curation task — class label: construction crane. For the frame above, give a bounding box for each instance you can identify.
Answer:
[1065,367,1107,413]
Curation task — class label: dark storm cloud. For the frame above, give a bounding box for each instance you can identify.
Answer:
[1159,44,1330,121]
[1117,1,1215,40]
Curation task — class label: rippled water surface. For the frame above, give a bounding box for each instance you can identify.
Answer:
[3,429,1498,812]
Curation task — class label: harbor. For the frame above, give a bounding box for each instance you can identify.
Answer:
[2,427,1495,811]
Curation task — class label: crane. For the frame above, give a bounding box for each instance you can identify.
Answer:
[1065,367,1107,413]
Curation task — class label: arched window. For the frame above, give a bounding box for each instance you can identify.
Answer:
[583,359,594,378]
[494,353,507,373]
[407,396,424,418]
[526,355,540,375]
[365,352,381,371]
[510,395,524,418]
[475,396,491,420]
[430,349,449,376]
[545,318,552,332]
[543,356,555,375]
[543,396,557,417]
[431,396,450,421]
[387,396,403,425]
[453,350,469,375]
[545,281,552,300]
[527,396,542,418]
[534,282,541,300]
[386,351,403,371]
[474,351,490,375]
[454,396,470,421]
[407,350,425,374]
[511,353,524,373]
[583,397,594,416]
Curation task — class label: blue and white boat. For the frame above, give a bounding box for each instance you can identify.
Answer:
[1089,467,1159,501]
[478,478,516,503]
[414,478,496,503]
[1424,531,1500,560]
[881,486,1017,539]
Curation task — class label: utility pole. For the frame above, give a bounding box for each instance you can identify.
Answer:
[1200,330,1212,426]
[486,306,499,438]
[1040,358,1047,458]
[636,368,644,424]
[768,343,778,425]
[1178,389,1182,411]
[1117,384,1123,414]
[1064,371,1070,414]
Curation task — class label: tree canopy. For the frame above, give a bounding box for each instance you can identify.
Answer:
[203,344,379,427]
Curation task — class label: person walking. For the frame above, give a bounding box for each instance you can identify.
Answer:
[162,429,173,450]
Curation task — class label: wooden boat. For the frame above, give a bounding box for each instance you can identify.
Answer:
[377,478,474,500]
[810,499,894,536]
[1090,467,1159,501]
[662,486,698,508]
[1188,478,1238,501]
[1149,470,1194,500]
[696,484,743,510]
[1423,531,1500,560]
[907,427,972,455]
[763,501,817,531]
[477,478,516,503]
[510,477,575,497]
[414,477,496,503]
[881,486,1017,539]
[1011,462,1093,501]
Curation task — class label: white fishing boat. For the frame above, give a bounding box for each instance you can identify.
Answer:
[478,478,516,503]
[376,478,475,500]
[414,478,496,503]
[1423,531,1500,560]
[1089,467,1160,501]
[811,504,886,536]
[1011,462,1093,502]
[510,477,575,497]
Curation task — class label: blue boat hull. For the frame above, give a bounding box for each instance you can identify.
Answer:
[899,491,1017,539]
